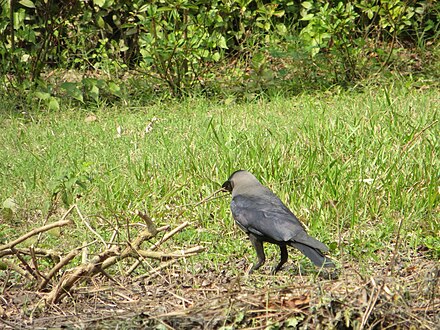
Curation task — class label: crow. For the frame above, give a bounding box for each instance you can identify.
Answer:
[222,170,335,274]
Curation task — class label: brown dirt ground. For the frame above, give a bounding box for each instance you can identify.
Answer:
[1,253,438,330]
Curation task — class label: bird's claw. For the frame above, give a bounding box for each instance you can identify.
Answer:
[270,267,279,275]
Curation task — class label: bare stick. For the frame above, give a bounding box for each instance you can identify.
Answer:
[11,247,39,280]
[149,221,189,251]
[135,259,178,281]
[30,246,47,282]
[81,241,88,264]
[75,205,107,247]
[0,218,72,252]
[134,210,158,238]
[156,225,171,232]
[109,229,118,244]
[38,241,97,291]
[131,223,170,232]
[101,213,158,271]
[0,259,33,280]
[47,245,120,304]
[125,221,189,275]
[132,245,205,260]
[0,247,63,258]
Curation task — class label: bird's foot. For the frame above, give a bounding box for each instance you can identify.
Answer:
[247,262,263,275]
[318,267,340,280]
[270,266,281,275]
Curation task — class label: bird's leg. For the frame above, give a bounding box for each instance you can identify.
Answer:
[271,245,288,274]
[248,234,265,274]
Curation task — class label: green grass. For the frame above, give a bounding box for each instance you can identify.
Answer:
[1,85,439,274]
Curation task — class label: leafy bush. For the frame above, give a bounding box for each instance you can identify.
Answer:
[0,0,438,101]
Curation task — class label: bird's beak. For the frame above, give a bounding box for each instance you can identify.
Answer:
[222,180,233,193]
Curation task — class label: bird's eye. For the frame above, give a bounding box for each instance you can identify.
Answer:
[222,180,233,192]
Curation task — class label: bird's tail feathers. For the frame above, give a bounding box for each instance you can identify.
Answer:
[290,242,335,268]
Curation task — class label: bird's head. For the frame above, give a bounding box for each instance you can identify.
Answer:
[222,170,260,194]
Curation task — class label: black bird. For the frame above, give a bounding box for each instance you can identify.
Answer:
[222,170,335,274]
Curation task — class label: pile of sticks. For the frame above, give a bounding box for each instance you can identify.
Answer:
[0,205,204,304]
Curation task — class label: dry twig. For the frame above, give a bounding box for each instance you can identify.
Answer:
[38,241,98,291]
[0,218,72,252]
[47,245,121,304]
[75,205,107,247]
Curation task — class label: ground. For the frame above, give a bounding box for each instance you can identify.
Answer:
[1,90,439,329]
[1,251,438,329]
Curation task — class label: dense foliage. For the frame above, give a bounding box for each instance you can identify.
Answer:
[1,0,439,103]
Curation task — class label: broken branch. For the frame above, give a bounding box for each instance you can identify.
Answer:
[0,219,72,252]
[47,245,120,304]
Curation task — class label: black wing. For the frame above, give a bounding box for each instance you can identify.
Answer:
[231,194,329,252]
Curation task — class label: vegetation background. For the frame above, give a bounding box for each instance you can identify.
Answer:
[1,0,439,101]
[0,0,439,329]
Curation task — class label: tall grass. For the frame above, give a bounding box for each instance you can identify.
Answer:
[0,86,438,272]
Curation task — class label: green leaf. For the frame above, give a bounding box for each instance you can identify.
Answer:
[34,91,51,100]
[157,7,173,12]
[97,16,105,29]
[3,198,18,212]
[48,97,60,111]
[218,36,228,49]
[274,10,285,18]
[61,82,84,103]
[138,4,149,13]
[301,13,315,21]
[19,0,35,8]
[284,316,303,328]
[328,242,338,250]
[212,52,220,62]
[93,0,105,7]
[276,23,287,35]
[108,82,122,98]
[415,6,425,15]
[302,1,313,10]
[89,85,100,102]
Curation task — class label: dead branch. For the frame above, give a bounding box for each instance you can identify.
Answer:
[38,241,97,291]
[47,245,120,304]
[125,221,189,275]
[132,245,205,260]
[11,247,41,281]
[135,258,178,280]
[102,211,159,270]
[0,218,72,252]
[101,228,158,270]
[133,210,158,239]
[2,203,206,307]
[0,259,34,280]
[75,205,107,247]
[0,247,62,259]
[149,221,189,251]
